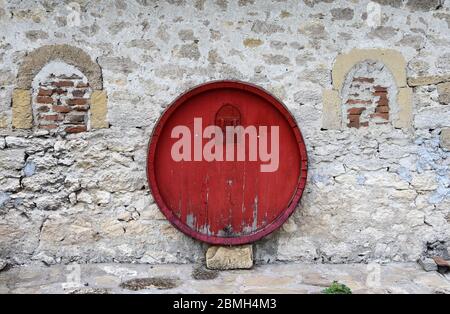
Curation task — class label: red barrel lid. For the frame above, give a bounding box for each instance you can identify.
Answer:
[147,81,307,245]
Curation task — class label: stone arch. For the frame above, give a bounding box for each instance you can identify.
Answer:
[16,44,102,90]
[322,49,412,130]
[12,44,108,130]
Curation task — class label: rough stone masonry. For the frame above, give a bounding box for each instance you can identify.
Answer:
[0,0,449,267]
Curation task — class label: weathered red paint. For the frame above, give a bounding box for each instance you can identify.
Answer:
[147,81,308,245]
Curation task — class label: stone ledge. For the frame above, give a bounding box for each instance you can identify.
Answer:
[206,245,253,270]
[408,74,450,87]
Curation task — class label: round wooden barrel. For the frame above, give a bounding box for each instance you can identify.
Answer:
[147,81,307,245]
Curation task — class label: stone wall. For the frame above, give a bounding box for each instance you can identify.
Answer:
[0,0,449,266]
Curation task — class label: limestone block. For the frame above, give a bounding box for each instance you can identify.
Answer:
[437,82,450,104]
[0,115,7,128]
[411,171,438,191]
[407,74,450,87]
[206,245,253,270]
[322,89,341,129]
[395,87,413,129]
[441,128,450,150]
[12,89,32,129]
[90,90,109,129]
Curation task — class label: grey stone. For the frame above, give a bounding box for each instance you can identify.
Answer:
[434,13,450,28]
[0,259,7,271]
[372,0,403,8]
[418,257,438,272]
[440,129,450,150]
[25,30,48,41]
[303,0,333,7]
[108,21,130,35]
[437,82,450,104]
[436,53,450,73]
[98,56,139,75]
[0,192,10,208]
[23,161,36,177]
[174,43,201,60]
[238,0,254,6]
[0,149,25,170]
[263,54,290,65]
[251,20,284,35]
[299,21,327,39]
[368,26,397,40]
[178,29,196,41]
[406,0,442,11]
[330,8,354,21]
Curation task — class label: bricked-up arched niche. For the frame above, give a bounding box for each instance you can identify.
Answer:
[12,44,108,131]
[322,49,412,130]
[341,60,399,128]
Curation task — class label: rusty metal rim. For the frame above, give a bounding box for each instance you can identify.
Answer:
[146,80,308,245]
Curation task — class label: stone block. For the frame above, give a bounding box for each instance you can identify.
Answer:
[0,115,8,128]
[90,90,109,129]
[322,89,341,129]
[206,245,253,270]
[440,128,450,150]
[418,257,437,272]
[395,87,413,129]
[12,89,32,129]
[407,74,450,87]
[437,82,450,104]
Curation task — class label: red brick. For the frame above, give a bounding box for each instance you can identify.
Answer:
[347,107,365,115]
[72,90,86,97]
[373,85,387,92]
[76,82,89,88]
[67,98,88,106]
[370,112,389,120]
[36,96,53,104]
[348,114,360,122]
[39,124,58,130]
[40,114,63,121]
[38,89,53,96]
[51,81,74,87]
[72,105,89,112]
[347,121,360,128]
[54,88,67,95]
[65,114,86,124]
[375,105,389,113]
[373,91,388,97]
[52,105,71,113]
[346,99,372,105]
[37,105,50,112]
[65,125,87,133]
[353,77,374,83]
[375,95,388,107]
